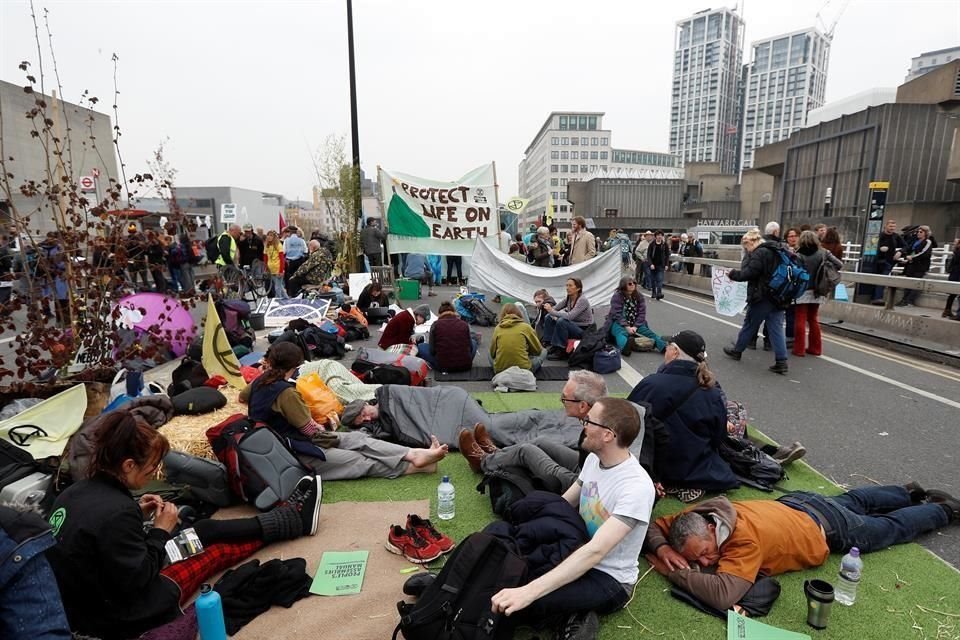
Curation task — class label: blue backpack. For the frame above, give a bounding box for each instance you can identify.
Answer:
[763,245,809,307]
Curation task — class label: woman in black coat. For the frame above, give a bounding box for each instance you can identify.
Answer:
[944,238,960,319]
[45,413,317,639]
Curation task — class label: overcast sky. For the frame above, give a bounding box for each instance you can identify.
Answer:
[1,0,957,204]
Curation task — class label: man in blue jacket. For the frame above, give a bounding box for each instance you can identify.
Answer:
[0,505,71,639]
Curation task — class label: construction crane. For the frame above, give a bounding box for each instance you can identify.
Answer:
[815,0,850,40]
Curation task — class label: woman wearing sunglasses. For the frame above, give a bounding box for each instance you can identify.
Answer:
[601,276,668,356]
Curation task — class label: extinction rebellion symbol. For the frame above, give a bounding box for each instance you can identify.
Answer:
[7,424,48,447]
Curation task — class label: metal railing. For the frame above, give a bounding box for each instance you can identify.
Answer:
[839,242,954,278]
[669,255,960,310]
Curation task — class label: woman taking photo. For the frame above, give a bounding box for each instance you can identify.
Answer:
[529,226,554,267]
[241,343,448,480]
[541,277,594,360]
[264,229,286,298]
[46,413,318,639]
[602,276,667,356]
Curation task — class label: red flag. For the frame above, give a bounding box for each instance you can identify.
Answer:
[278,211,286,232]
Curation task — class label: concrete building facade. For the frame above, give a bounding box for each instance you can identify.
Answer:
[518,112,679,229]
[905,46,960,82]
[0,80,119,233]
[740,27,831,170]
[752,60,960,264]
[670,6,745,174]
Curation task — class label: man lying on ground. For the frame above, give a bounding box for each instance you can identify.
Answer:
[460,371,646,494]
[644,484,960,611]
[490,397,655,639]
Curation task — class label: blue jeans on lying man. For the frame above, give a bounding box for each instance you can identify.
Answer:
[777,486,949,553]
[610,322,667,353]
[541,315,585,348]
[417,338,478,372]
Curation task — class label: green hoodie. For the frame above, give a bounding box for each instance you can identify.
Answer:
[490,315,543,373]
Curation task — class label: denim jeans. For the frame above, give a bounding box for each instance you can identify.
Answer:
[650,267,665,298]
[541,316,585,348]
[733,299,787,361]
[639,261,652,289]
[777,487,949,553]
[610,322,667,352]
[270,274,287,298]
[871,261,895,301]
[516,568,630,627]
[417,338,477,371]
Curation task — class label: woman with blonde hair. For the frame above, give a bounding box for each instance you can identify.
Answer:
[489,302,545,373]
[264,229,286,298]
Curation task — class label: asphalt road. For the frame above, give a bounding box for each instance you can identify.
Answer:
[632,287,960,570]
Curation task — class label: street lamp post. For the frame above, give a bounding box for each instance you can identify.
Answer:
[346,0,362,218]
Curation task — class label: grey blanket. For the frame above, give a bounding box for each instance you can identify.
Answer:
[369,385,583,450]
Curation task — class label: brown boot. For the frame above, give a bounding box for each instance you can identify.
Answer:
[458,429,485,474]
[473,423,498,454]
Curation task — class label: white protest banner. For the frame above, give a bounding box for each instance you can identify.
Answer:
[711,266,748,316]
[378,164,498,256]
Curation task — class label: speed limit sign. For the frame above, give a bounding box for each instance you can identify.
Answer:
[79,176,96,192]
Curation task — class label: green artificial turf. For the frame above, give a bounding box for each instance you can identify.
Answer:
[323,393,960,640]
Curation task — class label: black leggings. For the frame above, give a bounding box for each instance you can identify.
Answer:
[192,517,262,544]
[446,255,463,281]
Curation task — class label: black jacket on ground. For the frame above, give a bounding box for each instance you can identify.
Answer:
[484,491,588,580]
[46,473,180,639]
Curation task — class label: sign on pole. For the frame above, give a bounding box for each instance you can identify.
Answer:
[79,176,96,192]
[220,203,237,224]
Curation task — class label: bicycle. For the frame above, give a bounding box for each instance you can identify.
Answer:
[217,260,269,303]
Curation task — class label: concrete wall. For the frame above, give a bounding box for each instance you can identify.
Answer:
[739,170,775,225]
[0,80,118,232]
[896,60,960,105]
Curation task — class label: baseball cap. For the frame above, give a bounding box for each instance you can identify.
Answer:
[242,223,254,231]
[670,330,707,362]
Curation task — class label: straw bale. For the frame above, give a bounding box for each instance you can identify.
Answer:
[159,386,246,460]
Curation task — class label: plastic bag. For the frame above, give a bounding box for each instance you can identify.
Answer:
[295,372,343,423]
[0,398,43,421]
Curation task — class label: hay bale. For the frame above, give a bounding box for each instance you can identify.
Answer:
[159,386,246,460]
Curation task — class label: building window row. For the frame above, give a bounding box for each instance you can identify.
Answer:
[558,115,599,131]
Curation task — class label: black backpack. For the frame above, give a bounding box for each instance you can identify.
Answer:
[393,532,527,640]
[462,298,498,327]
[717,437,785,491]
[336,317,371,342]
[205,236,221,263]
[476,465,538,516]
[364,364,412,385]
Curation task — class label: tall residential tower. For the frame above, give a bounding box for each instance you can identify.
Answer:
[670,7,745,174]
[740,28,831,170]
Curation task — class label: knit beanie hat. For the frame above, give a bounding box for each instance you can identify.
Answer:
[340,399,367,426]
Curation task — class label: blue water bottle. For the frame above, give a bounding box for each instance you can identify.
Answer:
[196,584,227,640]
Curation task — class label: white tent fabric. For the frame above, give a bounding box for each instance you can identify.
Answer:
[468,238,621,307]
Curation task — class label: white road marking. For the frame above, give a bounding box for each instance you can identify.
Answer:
[659,298,960,411]
[662,290,960,383]
[616,357,644,388]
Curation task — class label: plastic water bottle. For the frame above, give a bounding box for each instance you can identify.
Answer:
[437,475,455,520]
[836,547,863,605]
[196,584,227,640]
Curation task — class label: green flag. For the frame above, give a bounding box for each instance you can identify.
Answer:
[386,193,431,237]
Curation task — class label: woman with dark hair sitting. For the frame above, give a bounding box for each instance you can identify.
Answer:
[45,413,319,640]
[417,300,477,372]
[240,342,448,480]
[541,277,594,360]
[357,281,389,316]
[602,275,667,356]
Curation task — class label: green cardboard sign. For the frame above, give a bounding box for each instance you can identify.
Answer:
[310,550,369,596]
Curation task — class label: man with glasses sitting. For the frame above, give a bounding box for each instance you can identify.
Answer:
[460,371,645,495]
[490,396,655,640]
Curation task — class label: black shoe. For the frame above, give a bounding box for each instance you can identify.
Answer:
[769,360,788,375]
[621,340,632,357]
[287,475,322,536]
[926,490,960,523]
[723,346,742,361]
[402,572,437,597]
[558,610,599,640]
[547,349,567,361]
[904,481,927,504]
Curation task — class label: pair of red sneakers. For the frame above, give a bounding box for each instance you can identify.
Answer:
[385,514,455,564]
